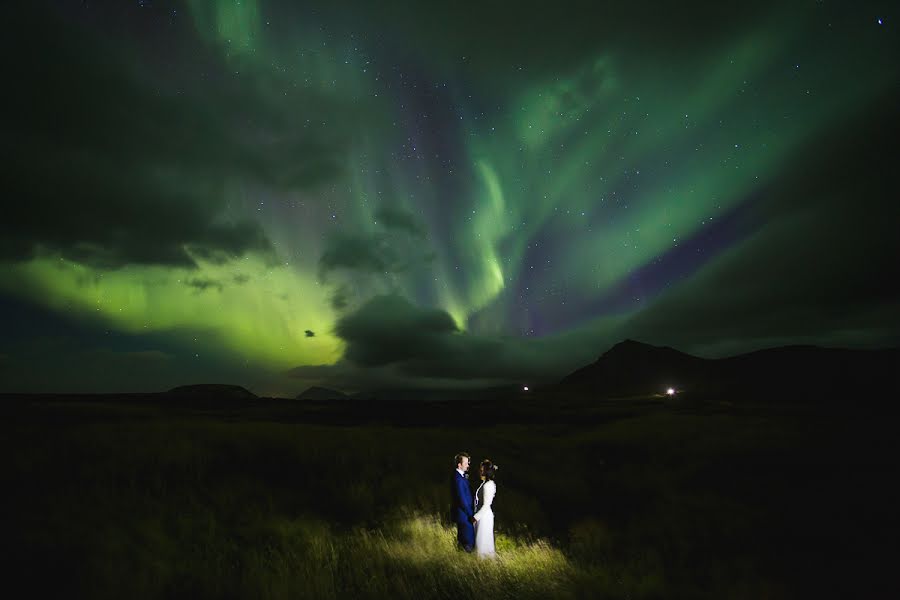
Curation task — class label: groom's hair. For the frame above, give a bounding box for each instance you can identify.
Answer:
[454,452,470,467]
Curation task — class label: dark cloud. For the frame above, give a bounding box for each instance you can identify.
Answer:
[317,207,436,312]
[323,294,605,385]
[330,285,352,311]
[0,4,358,270]
[374,207,427,237]
[318,207,433,282]
[306,0,782,100]
[335,295,458,366]
[619,89,900,356]
[318,233,392,279]
[285,359,511,393]
[186,278,224,293]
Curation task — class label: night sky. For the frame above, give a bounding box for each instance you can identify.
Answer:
[2,1,898,396]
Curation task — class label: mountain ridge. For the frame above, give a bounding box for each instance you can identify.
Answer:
[559,339,898,400]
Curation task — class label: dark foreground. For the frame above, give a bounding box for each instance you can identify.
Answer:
[1,391,896,598]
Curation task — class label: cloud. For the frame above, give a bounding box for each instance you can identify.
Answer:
[334,295,458,366]
[285,359,513,393]
[318,233,392,278]
[115,350,174,363]
[1,5,357,270]
[318,208,432,281]
[619,93,900,356]
[329,284,352,311]
[186,278,224,293]
[305,294,611,388]
[317,207,436,312]
[374,207,427,237]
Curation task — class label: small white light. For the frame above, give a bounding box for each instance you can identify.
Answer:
[523,386,529,392]
[666,388,675,396]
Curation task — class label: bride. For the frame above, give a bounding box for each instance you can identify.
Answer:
[473,459,498,558]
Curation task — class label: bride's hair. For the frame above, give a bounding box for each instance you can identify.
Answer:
[480,459,497,481]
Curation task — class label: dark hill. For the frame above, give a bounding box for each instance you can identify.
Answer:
[296,386,350,401]
[562,339,706,394]
[166,384,258,406]
[559,340,899,401]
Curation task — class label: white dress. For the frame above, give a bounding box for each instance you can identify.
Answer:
[473,480,496,558]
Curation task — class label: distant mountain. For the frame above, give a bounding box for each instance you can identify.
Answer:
[296,386,350,401]
[562,339,704,392]
[166,384,257,402]
[559,340,899,401]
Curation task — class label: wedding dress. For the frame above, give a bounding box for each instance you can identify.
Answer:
[473,480,496,558]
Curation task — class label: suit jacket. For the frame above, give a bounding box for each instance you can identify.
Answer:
[450,471,474,524]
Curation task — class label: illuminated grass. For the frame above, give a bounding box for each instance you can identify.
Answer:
[228,512,575,599]
[90,511,580,599]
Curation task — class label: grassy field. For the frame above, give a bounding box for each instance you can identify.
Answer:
[2,394,895,598]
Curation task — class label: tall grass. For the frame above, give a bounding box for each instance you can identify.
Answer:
[6,401,880,598]
[63,510,580,599]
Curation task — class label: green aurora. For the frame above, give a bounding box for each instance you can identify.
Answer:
[1,1,898,395]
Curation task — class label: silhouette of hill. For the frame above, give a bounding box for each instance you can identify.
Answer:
[296,386,350,401]
[561,339,705,394]
[166,384,258,405]
[559,340,899,401]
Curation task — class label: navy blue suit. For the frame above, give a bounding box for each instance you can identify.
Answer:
[451,470,475,551]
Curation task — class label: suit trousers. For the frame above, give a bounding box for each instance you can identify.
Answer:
[456,518,475,552]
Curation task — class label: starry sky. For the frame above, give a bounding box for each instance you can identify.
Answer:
[2,0,898,397]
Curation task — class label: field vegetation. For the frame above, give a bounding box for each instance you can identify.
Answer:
[3,393,893,598]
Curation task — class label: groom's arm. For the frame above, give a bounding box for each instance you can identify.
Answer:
[455,477,474,518]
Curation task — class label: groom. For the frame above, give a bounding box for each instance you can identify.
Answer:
[451,452,476,552]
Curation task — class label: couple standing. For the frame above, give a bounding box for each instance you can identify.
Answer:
[450,452,498,558]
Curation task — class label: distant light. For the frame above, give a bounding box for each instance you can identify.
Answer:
[877,18,883,25]
[523,386,529,392]
[666,388,676,396]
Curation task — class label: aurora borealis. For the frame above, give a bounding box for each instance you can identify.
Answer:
[2,1,898,396]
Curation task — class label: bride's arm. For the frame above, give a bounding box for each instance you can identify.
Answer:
[473,481,495,521]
